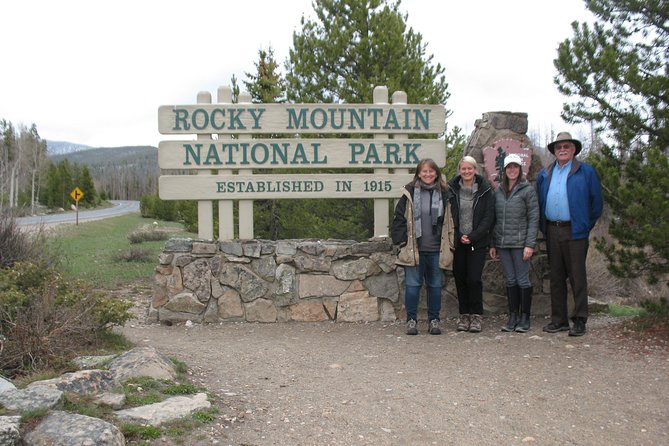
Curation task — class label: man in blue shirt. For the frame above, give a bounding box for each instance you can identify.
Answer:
[536,132,603,336]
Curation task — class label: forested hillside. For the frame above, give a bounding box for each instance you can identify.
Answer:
[50,146,159,200]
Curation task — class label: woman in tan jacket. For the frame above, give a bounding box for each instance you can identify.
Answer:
[391,159,454,335]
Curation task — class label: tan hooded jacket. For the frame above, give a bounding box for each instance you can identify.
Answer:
[395,187,455,270]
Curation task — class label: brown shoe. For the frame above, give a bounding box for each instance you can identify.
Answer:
[469,314,482,333]
[457,314,470,331]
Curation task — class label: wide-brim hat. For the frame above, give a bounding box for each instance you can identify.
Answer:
[547,132,582,155]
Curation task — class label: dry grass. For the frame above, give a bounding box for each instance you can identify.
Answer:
[127,224,177,244]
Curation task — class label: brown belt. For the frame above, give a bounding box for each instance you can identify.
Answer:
[547,220,571,227]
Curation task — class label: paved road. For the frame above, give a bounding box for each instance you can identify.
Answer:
[15,200,140,226]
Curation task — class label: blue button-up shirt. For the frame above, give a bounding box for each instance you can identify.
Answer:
[544,160,572,221]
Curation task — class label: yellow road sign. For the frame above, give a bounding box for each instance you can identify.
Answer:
[70,187,84,202]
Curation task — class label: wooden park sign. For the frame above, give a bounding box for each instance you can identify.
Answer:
[157,86,446,239]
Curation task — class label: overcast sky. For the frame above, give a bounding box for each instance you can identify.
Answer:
[1,0,593,148]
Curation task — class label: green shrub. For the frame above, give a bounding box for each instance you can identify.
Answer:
[139,195,155,218]
[19,407,49,424]
[641,297,669,316]
[607,304,646,317]
[127,228,172,244]
[123,377,170,406]
[63,394,109,419]
[0,262,133,377]
[139,194,179,222]
[119,423,162,440]
[170,357,188,376]
[124,391,163,406]
[192,410,217,423]
[163,383,201,395]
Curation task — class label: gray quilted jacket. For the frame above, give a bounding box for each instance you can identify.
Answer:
[492,180,539,249]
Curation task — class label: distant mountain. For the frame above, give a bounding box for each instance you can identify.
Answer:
[49,145,157,166]
[46,140,93,155]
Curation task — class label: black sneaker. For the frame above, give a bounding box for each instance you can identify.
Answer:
[428,319,442,335]
[542,322,570,333]
[568,319,587,337]
[406,319,418,335]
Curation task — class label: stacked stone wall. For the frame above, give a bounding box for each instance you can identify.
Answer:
[152,238,410,324]
[152,237,554,324]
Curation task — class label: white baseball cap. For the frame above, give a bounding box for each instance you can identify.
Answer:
[503,153,523,168]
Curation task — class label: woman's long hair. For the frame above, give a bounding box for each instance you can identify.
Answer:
[501,163,525,193]
[412,158,448,192]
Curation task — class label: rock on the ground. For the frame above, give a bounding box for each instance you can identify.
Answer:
[27,369,115,395]
[0,416,21,446]
[107,346,176,382]
[0,386,63,412]
[23,411,125,446]
[94,392,126,410]
[0,377,15,394]
[114,392,210,426]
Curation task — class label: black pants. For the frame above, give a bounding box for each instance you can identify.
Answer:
[453,245,486,315]
[547,224,589,324]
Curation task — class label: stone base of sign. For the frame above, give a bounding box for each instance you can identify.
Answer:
[151,238,557,324]
[467,111,543,182]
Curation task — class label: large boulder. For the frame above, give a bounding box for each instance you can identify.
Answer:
[107,347,176,383]
[23,411,125,446]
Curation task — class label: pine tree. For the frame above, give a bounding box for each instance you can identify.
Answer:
[286,0,449,106]
[282,0,450,240]
[244,47,286,105]
[78,165,97,207]
[554,0,669,284]
[57,160,74,210]
[242,47,288,240]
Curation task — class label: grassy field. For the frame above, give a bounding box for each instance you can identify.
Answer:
[49,214,196,288]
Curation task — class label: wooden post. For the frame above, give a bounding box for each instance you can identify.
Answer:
[196,91,214,240]
[373,86,390,237]
[217,86,235,240]
[392,90,410,211]
[237,91,254,239]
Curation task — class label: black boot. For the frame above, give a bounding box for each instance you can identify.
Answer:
[515,286,533,332]
[501,286,520,332]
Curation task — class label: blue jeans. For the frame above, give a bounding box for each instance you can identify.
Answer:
[404,252,443,322]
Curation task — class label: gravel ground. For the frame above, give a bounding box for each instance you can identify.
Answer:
[120,299,669,446]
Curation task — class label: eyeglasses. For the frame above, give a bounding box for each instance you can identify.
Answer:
[555,143,575,150]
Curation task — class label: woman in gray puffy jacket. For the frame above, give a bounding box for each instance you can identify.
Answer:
[489,154,539,332]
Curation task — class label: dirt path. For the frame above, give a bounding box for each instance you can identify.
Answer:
[120,294,669,446]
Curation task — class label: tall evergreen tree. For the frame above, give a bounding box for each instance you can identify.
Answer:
[283,0,450,240]
[43,163,60,209]
[286,0,449,106]
[78,165,97,207]
[57,160,74,210]
[554,0,669,284]
[244,47,286,104]
[243,47,287,240]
